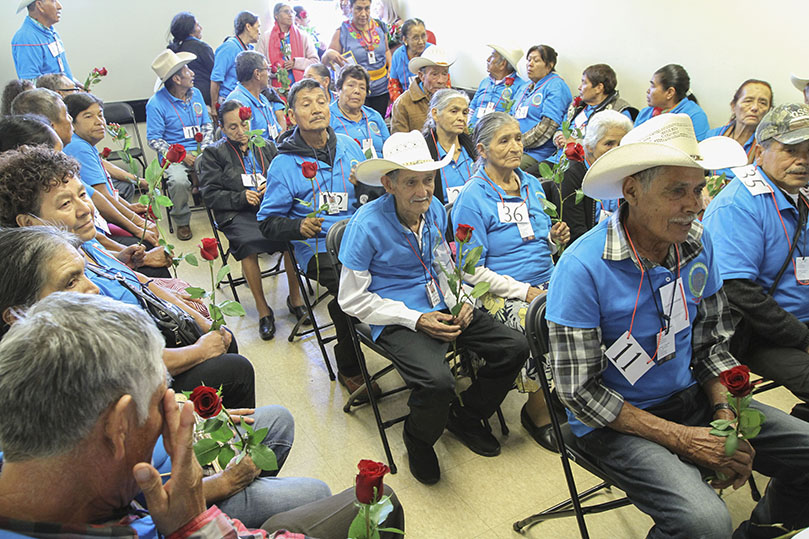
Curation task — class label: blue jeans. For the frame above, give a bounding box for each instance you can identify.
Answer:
[214,405,332,528]
[576,385,809,538]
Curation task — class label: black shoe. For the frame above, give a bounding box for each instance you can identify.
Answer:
[446,401,501,457]
[286,296,311,325]
[403,425,440,485]
[520,404,559,453]
[259,313,275,341]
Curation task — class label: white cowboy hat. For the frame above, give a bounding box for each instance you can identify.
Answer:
[582,113,748,200]
[486,44,523,71]
[151,50,196,92]
[16,0,35,13]
[409,46,455,73]
[355,131,455,187]
[791,73,809,92]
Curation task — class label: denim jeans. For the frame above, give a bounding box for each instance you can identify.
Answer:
[165,162,192,227]
[575,385,809,538]
[214,405,332,528]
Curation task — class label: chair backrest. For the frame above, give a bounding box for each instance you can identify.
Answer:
[103,101,146,150]
[525,295,550,362]
[325,219,349,273]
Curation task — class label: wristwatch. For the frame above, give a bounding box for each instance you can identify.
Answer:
[713,402,735,417]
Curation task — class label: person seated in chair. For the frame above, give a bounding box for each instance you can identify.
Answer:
[390,45,453,135]
[703,103,809,419]
[226,50,286,142]
[198,99,309,340]
[338,130,528,485]
[546,112,809,537]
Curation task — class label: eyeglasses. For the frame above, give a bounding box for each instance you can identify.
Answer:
[58,87,80,93]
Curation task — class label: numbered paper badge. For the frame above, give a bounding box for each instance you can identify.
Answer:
[182,125,201,140]
[514,106,529,119]
[446,185,463,204]
[318,191,348,214]
[605,331,653,385]
[733,165,772,196]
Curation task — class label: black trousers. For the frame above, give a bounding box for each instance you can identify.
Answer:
[377,308,527,445]
[741,327,809,403]
[170,338,256,408]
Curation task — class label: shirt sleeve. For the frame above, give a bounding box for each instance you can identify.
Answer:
[145,100,170,154]
[338,266,423,331]
[690,287,741,384]
[210,45,229,84]
[701,198,763,281]
[12,40,45,80]
[165,506,267,539]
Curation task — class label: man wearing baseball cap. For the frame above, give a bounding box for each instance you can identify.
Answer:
[547,112,809,536]
[146,49,214,240]
[704,103,809,417]
[390,46,454,134]
[468,44,527,129]
[338,131,527,484]
[11,0,73,81]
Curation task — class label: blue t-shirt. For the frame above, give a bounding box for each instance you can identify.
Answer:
[340,194,449,340]
[468,72,529,129]
[82,239,141,306]
[211,36,253,99]
[389,42,432,92]
[635,98,709,141]
[451,168,554,286]
[435,140,474,196]
[11,16,73,80]
[546,214,722,436]
[338,20,388,97]
[329,101,389,157]
[704,123,756,181]
[146,87,210,153]
[703,168,809,322]
[64,134,115,196]
[510,73,572,162]
[226,83,284,141]
[256,133,365,269]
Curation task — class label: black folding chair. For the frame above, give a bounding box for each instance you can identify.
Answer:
[103,101,147,175]
[513,296,631,537]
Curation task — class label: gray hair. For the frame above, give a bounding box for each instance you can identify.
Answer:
[631,166,664,192]
[422,88,470,135]
[582,110,633,153]
[235,50,266,83]
[0,292,166,461]
[10,88,64,125]
[273,2,291,17]
[473,111,519,170]
[35,73,72,92]
[0,226,82,329]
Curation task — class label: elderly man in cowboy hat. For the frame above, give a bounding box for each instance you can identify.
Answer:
[703,103,809,420]
[146,49,214,240]
[338,131,528,484]
[468,44,527,130]
[546,113,809,537]
[11,0,74,82]
[390,46,454,134]
[790,74,809,105]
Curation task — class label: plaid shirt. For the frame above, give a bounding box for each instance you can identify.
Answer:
[549,210,739,429]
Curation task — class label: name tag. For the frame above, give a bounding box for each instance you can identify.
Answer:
[598,209,612,223]
[446,185,463,204]
[733,165,772,196]
[47,40,64,57]
[514,106,529,119]
[605,331,653,386]
[659,277,689,335]
[94,209,111,235]
[318,191,348,214]
[367,50,377,64]
[573,110,587,129]
[267,122,279,140]
[654,327,677,365]
[241,173,266,188]
[182,125,201,140]
[498,201,534,240]
[425,280,440,307]
[361,138,377,159]
[797,257,809,281]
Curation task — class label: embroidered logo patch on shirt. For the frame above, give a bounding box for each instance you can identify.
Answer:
[688,262,708,300]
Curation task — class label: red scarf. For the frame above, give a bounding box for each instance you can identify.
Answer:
[267,22,304,86]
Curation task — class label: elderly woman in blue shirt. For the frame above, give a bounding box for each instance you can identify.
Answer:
[330,64,389,158]
[387,18,431,102]
[451,112,569,451]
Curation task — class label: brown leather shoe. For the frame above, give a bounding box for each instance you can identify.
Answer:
[177,225,192,241]
[338,373,382,404]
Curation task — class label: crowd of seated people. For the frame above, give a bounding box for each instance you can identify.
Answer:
[6,0,809,536]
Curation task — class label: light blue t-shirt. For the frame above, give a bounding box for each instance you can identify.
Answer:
[226,83,284,141]
[510,73,572,162]
[146,87,210,153]
[635,98,709,141]
[11,16,73,80]
[82,239,141,306]
[435,140,474,194]
[469,72,529,129]
[329,101,389,157]
[702,167,809,322]
[64,134,115,196]
[451,167,554,286]
[546,213,722,436]
[211,36,253,99]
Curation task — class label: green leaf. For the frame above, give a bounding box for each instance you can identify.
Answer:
[538,162,553,179]
[724,433,739,456]
[215,265,231,286]
[710,428,732,437]
[145,158,163,183]
[201,417,224,433]
[193,438,221,466]
[709,419,734,430]
[369,496,395,526]
[541,197,558,218]
[184,253,199,267]
[740,425,762,439]
[294,197,313,208]
[138,194,150,205]
[739,408,762,431]
[250,444,278,472]
[217,445,235,469]
[209,304,222,324]
[450,302,462,317]
[561,121,571,138]
[244,420,254,435]
[210,424,235,443]
[470,281,490,298]
[181,390,192,398]
[220,300,246,317]
[740,394,753,410]
[185,286,208,300]
[249,427,269,447]
[155,195,174,208]
[575,189,585,204]
[348,506,368,539]
[462,245,483,274]
[447,273,458,295]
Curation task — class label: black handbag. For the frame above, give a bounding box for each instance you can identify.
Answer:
[85,265,203,347]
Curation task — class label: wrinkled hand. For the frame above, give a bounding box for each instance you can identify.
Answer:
[144,229,160,248]
[416,311,461,342]
[257,183,266,197]
[228,408,256,425]
[300,217,324,238]
[183,154,197,168]
[322,50,347,68]
[177,292,205,311]
[452,303,473,330]
[223,453,261,494]
[194,328,230,360]
[680,426,755,490]
[143,246,173,268]
[138,178,150,190]
[133,393,206,535]
[116,244,146,268]
[245,190,262,206]
[553,132,566,149]
[131,202,148,214]
[284,58,295,70]
[525,286,546,304]
[551,221,570,246]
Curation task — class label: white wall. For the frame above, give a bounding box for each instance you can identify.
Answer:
[3,0,809,127]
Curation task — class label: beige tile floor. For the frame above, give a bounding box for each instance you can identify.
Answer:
[170,209,801,538]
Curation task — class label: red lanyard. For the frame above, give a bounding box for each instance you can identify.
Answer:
[167,96,197,129]
[235,35,248,50]
[335,106,371,141]
[402,219,443,293]
[767,186,809,285]
[227,140,265,176]
[431,131,471,188]
[474,171,529,208]
[307,158,347,195]
[512,74,559,111]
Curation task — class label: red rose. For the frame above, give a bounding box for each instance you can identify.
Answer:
[100,147,112,159]
[298,9,307,18]
[271,65,279,74]
[301,161,318,179]
[199,237,219,260]
[239,107,252,121]
[455,223,474,243]
[564,142,585,162]
[99,67,108,76]
[194,131,204,143]
[147,205,157,221]
[92,68,99,75]
[215,102,221,112]
[719,365,754,398]
[572,96,583,108]
[165,143,187,164]
[504,76,515,87]
[355,459,389,504]
[189,385,223,418]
